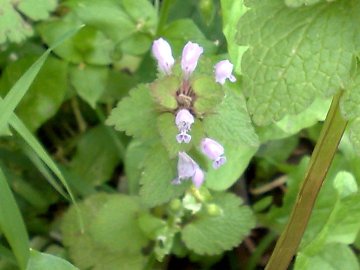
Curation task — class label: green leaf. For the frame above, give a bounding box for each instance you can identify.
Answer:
[284,0,336,8]
[220,0,248,74]
[237,0,360,125]
[67,0,157,51]
[258,97,331,142]
[70,125,121,186]
[182,192,255,255]
[192,75,224,116]
[340,69,360,121]
[160,19,217,55]
[26,250,78,270]
[62,193,148,270]
[106,84,158,140]
[150,76,179,110]
[0,0,56,44]
[348,118,360,156]
[124,140,149,195]
[295,243,359,270]
[38,15,115,65]
[203,86,259,190]
[17,0,57,20]
[140,143,189,207]
[89,196,148,253]
[0,166,29,270]
[0,55,68,131]
[69,64,108,108]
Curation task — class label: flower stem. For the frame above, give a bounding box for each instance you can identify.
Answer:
[265,91,347,270]
[157,0,174,33]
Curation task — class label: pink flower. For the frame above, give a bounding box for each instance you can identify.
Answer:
[201,138,226,169]
[181,41,203,78]
[173,152,205,188]
[214,60,236,85]
[152,38,175,74]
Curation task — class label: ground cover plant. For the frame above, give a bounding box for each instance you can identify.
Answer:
[1,0,360,269]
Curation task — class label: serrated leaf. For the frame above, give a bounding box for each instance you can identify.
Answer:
[0,0,56,44]
[17,0,57,21]
[150,76,179,110]
[89,196,148,253]
[70,125,121,186]
[203,86,259,190]
[220,0,248,74]
[26,250,78,270]
[237,0,360,125]
[192,75,224,116]
[70,64,108,108]
[182,192,255,255]
[62,193,148,270]
[295,243,359,270]
[124,140,150,195]
[157,113,204,158]
[140,143,189,207]
[106,84,158,140]
[0,55,67,131]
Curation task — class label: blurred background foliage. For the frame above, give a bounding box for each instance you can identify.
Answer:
[1,0,360,269]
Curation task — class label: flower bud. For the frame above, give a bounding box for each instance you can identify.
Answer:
[201,138,226,169]
[152,38,175,75]
[214,60,236,85]
[181,41,204,78]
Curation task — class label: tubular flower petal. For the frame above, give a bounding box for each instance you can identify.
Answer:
[192,168,205,188]
[181,41,204,78]
[201,138,226,169]
[175,109,194,143]
[214,60,236,85]
[173,152,205,188]
[152,38,175,74]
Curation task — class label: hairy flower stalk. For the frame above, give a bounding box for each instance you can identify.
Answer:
[181,41,204,79]
[201,138,226,169]
[152,38,175,75]
[173,152,205,188]
[175,109,194,143]
[214,60,236,85]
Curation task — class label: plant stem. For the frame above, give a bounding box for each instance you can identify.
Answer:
[265,91,347,270]
[157,0,174,33]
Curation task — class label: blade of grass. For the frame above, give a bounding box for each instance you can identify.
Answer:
[9,113,84,231]
[0,165,29,270]
[20,141,68,199]
[0,25,83,133]
[265,91,347,270]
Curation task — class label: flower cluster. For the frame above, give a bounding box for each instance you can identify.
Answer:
[152,38,236,188]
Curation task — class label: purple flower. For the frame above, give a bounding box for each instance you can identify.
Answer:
[214,60,236,85]
[152,38,175,75]
[173,152,205,188]
[176,132,191,144]
[181,41,204,78]
[175,109,194,143]
[201,138,227,169]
